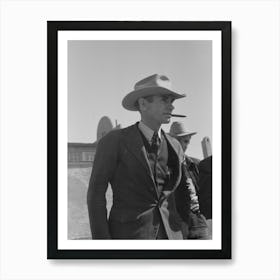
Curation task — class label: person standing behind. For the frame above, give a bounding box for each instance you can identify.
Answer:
[87,74,191,239]
[169,122,209,239]
[198,156,212,238]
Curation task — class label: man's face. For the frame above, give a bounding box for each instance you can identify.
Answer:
[178,135,192,152]
[141,95,175,125]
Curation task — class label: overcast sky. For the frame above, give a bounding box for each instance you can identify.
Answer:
[68,40,212,159]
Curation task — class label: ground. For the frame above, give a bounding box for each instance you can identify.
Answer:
[68,166,112,239]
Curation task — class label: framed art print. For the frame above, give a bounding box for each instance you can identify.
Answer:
[47,21,231,259]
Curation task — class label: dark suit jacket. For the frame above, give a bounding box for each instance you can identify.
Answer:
[87,123,189,239]
[198,156,212,219]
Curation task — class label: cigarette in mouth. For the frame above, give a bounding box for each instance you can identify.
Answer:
[170,114,187,118]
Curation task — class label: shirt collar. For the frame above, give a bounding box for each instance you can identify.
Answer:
[138,121,162,143]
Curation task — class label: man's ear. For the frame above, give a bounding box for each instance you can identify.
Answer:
[138,98,146,111]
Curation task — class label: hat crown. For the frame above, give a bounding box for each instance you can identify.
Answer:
[134,74,172,91]
[169,121,196,137]
[170,122,186,135]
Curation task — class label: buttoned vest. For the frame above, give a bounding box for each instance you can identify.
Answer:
[139,130,171,194]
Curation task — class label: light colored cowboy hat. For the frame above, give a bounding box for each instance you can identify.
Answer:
[122,74,186,111]
[169,121,197,137]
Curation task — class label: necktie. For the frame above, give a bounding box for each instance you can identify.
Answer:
[151,132,160,154]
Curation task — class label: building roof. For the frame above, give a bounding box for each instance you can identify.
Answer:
[68,142,97,148]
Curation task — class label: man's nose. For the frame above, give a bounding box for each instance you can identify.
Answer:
[168,102,174,110]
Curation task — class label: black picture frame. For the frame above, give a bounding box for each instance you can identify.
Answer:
[47,21,231,259]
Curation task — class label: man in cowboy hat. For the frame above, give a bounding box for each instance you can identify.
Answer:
[169,122,199,188]
[169,122,209,239]
[87,74,191,239]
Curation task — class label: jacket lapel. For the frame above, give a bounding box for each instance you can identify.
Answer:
[160,131,183,198]
[123,123,157,192]
[122,125,184,199]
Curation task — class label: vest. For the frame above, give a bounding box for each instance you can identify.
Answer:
[138,129,176,239]
[139,130,171,194]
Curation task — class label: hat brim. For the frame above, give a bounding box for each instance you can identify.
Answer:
[170,132,197,137]
[122,87,186,111]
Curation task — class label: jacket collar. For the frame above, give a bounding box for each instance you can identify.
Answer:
[138,121,162,143]
[123,123,182,197]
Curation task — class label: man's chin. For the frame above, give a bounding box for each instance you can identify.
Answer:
[162,118,171,124]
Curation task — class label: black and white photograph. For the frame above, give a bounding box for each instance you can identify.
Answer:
[48,21,231,259]
[2,0,280,278]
